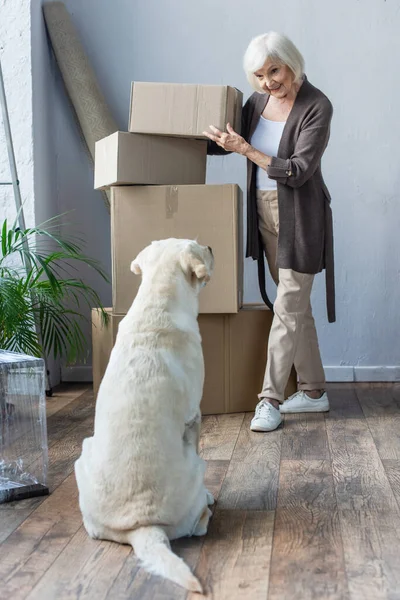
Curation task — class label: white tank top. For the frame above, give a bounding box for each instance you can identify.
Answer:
[250,115,286,190]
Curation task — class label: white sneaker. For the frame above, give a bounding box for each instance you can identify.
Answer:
[250,400,282,432]
[280,390,329,414]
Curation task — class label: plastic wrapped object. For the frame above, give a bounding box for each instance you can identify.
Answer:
[0,351,49,503]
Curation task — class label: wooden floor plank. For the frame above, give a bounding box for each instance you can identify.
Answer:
[382,459,400,507]
[46,388,95,446]
[0,507,39,545]
[326,387,400,600]
[45,383,91,418]
[276,460,337,509]
[217,413,281,510]
[356,384,400,460]
[0,494,42,516]
[269,460,348,600]
[200,413,244,461]
[26,526,130,600]
[202,460,230,503]
[338,509,400,600]
[281,412,330,460]
[193,509,274,600]
[0,474,82,600]
[326,388,398,512]
[105,552,189,600]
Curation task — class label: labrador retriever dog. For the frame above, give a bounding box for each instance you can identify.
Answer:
[75,238,214,593]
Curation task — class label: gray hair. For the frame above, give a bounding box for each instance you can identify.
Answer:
[243,32,305,93]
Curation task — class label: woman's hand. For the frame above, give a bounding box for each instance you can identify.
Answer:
[205,122,273,171]
[203,123,250,155]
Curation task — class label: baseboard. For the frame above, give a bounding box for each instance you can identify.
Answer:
[324,366,400,382]
[61,366,93,383]
[61,365,400,384]
[353,366,400,382]
[324,367,354,382]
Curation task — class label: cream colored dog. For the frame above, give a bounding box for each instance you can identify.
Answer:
[75,238,214,593]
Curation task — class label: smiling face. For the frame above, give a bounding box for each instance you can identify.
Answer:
[254,58,296,99]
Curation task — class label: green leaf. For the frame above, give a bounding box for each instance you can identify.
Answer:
[1,219,7,257]
[0,211,110,362]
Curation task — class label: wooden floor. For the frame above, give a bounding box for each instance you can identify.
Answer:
[1,383,400,599]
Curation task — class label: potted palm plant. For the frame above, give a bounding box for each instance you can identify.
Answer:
[0,212,109,369]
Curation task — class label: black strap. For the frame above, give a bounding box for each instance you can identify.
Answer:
[257,254,274,312]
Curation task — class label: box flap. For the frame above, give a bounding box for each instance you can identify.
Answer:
[94,132,119,190]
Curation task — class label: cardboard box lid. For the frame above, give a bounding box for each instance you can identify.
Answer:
[111,184,243,314]
[128,82,243,138]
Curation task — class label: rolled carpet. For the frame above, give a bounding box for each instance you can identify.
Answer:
[43,1,118,211]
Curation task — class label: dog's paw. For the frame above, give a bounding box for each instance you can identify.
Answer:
[83,519,99,540]
[206,489,215,506]
[193,507,212,537]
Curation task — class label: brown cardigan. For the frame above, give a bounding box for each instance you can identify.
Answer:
[208,76,336,323]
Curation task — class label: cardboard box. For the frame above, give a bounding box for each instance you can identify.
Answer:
[92,307,297,414]
[111,184,243,314]
[94,131,207,190]
[128,82,243,139]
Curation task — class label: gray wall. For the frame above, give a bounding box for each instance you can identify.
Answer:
[45,0,400,380]
[31,0,61,385]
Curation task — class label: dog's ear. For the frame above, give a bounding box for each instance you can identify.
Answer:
[130,260,142,275]
[180,250,211,283]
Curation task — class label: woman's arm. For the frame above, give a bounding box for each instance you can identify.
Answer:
[205,98,333,189]
[242,144,272,169]
[265,101,333,188]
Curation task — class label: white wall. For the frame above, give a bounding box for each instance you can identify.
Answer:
[0,0,35,227]
[0,0,61,386]
[12,0,400,380]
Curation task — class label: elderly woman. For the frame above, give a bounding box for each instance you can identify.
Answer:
[204,32,335,433]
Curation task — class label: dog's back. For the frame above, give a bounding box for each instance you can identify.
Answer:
[78,299,203,525]
[75,239,214,592]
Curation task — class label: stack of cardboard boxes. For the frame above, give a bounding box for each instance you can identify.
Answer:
[92,82,297,415]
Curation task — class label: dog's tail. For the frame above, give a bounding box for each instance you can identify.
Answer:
[128,526,202,593]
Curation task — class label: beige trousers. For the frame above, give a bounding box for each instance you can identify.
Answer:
[257,190,326,404]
